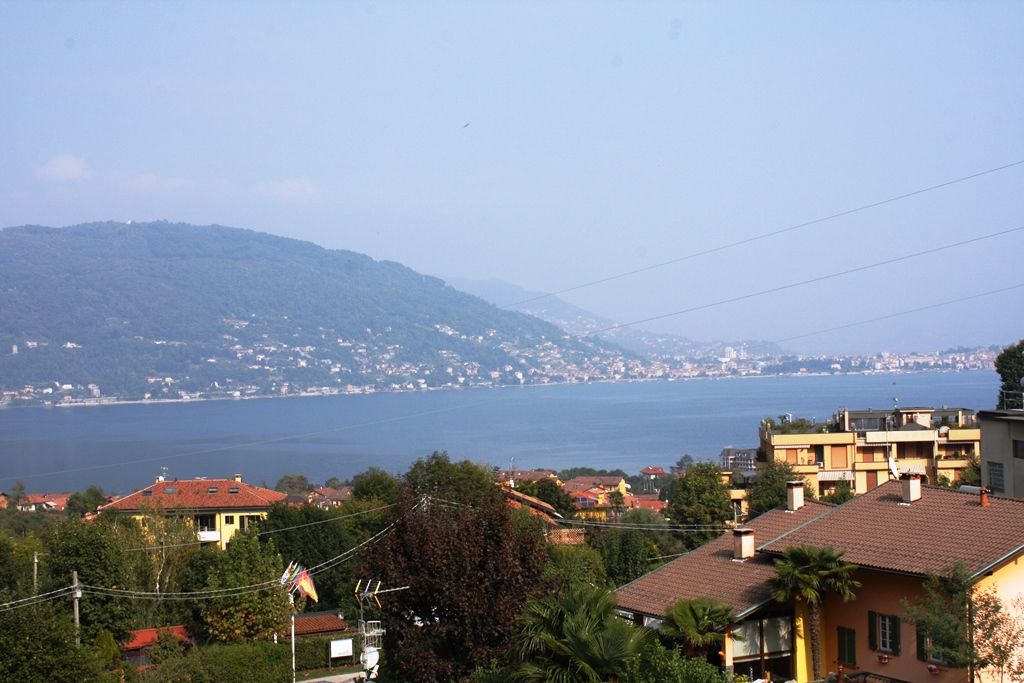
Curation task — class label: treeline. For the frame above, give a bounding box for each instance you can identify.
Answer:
[3,454,829,682]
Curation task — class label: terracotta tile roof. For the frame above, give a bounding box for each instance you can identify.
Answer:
[640,466,666,476]
[100,478,286,513]
[123,625,190,650]
[502,487,559,516]
[759,480,1024,576]
[616,501,832,619]
[308,486,353,504]
[293,611,350,637]
[496,469,559,483]
[23,493,71,509]
[564,476,626,492]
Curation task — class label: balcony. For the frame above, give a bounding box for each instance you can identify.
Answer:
[197,530,221,543]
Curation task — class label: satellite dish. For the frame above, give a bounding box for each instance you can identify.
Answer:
[888,456,900,481]
[361,646,380,670]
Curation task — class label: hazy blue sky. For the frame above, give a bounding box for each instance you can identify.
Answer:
[2,2,1021,354]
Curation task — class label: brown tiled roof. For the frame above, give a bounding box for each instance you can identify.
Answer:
[100,478,286,512]
[502,487,558,516]
[616,501,832,619]
[564,476,625,492]
[293,611,350,637]
[759,481,1024,577]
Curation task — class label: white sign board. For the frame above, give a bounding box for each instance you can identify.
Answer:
[330,638,353,659]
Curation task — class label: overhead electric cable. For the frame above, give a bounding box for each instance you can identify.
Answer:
[501,159,1024,308]
[770,282,1024,344]
[124,502,397,552]
[589,225,1024,335]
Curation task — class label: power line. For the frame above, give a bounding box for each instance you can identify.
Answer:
[80,500,415,601]
[771,282,1024,344]
[589,224,1024,335]
[0,588,74,614]
[501,158,1024,308]
[124,502,397,552]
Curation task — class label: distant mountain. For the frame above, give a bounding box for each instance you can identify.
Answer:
[0,222,635,402]
[444,277,783,359]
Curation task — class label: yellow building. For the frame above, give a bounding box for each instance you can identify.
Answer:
[99,474,287,550]
[618,479,1024,682]
[759,406,980,496]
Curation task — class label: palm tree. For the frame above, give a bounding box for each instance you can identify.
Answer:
[515,583,652,683]
[661,597,738,658]
[770,545,860,680]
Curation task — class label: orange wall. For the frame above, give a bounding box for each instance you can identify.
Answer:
[823,569,965,683]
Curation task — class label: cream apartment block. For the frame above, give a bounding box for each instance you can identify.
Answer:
[758,406,980,496]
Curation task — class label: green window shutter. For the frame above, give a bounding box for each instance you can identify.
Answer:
[891,616,902,656]
[916,626,928,661]
[838,627,856,667]
[868,611,878,651]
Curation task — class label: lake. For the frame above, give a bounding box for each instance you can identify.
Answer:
[0,371,999,494]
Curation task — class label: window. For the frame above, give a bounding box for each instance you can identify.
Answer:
[838,627,856,667]
[1013,440,1024,460]
[195,514,215,532]
[916,628,948,664]
[228,486,240,494]
[207,486,219,493]
[224,515,234,525]
[868,611,901,655]
[988,461,1006,494]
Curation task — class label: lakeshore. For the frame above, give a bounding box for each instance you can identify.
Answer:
[0,370,998,494]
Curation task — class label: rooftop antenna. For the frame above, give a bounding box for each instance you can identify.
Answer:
[354,579,409,680]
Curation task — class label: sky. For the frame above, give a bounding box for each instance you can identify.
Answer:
[1,1,1022,355]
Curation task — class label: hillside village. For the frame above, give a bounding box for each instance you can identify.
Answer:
[3,344,1023,683]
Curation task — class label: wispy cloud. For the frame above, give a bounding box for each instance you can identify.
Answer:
[255,177,320,201]
[129,174,194,192]
[35,154,93,182]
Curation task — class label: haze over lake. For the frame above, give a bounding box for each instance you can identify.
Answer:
[0,371,998,494]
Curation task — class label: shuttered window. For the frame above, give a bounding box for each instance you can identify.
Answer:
[838,627,856,667]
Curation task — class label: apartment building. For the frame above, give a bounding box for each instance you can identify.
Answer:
[758,406,980,496]
[978,409,1024,498]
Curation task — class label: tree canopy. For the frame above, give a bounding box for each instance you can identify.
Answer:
[996,339,1024,409]
[665,462,731,548]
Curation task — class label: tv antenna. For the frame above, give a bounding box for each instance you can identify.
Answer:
[353,579,409,680]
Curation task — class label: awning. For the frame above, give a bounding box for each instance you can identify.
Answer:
[899,464,927,475]
[818,470,855,482]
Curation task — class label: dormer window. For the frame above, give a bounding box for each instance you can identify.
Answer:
[207,486,219,494]
[163,487,177,494]
[228,487,240,494]
[142,490,153,497]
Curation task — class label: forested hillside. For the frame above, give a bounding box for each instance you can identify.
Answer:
[0,222,626,402]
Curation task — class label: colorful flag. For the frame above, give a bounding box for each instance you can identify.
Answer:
[294,569,319,603]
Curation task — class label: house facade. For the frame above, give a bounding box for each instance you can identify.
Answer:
[619,479,1024,683]
[99,474,286,550]
[978,409,1024,498]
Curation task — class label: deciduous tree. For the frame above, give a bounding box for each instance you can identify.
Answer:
[362,484,548,682]
[198,531,289,643]
[666,463,730,548]
[996,339,1024,409]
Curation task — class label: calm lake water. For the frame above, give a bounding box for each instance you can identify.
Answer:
[0,371,999,494]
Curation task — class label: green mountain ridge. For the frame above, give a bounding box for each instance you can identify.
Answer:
[0,222,626,401]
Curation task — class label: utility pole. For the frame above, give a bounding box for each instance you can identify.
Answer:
[289,591,296,683]
[72,570,81,648]
[32,552,38,594]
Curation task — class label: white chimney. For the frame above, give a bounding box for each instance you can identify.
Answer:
[234,473,243,483]
[786,480,805,511]
[733,527,755,560]
[901,474,921,503]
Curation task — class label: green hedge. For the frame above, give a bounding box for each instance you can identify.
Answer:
[290,634,361,671]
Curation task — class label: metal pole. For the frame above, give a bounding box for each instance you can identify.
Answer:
[290,591,296,683]
[33,552,38,594]
[72,570,81,648]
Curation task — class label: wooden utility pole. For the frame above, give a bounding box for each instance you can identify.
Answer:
[72,570,81,648]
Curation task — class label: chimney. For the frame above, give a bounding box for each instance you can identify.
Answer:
[900,474,921,504]
[980,487,991,508]
[786,480,805,511]
[733,527,755,560]
[233,474,243,483]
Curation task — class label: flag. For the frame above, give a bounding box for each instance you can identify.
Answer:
[294,569,319,603]
[279,561,300,586]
